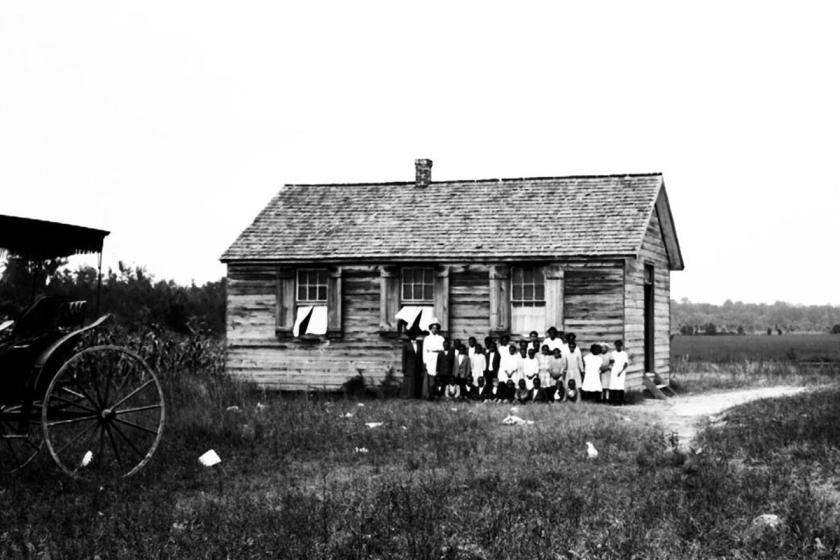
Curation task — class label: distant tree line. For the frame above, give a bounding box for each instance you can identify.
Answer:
[672,298,840,335]
[0,256,225,336]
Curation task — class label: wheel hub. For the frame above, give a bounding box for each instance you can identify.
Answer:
[100,408,116,421]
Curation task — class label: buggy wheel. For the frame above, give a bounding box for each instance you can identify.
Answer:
[0,405,42,473]
[42,345,165,479]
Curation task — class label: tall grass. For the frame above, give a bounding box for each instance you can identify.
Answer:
[671,356,840,393]
[2,329,839,558]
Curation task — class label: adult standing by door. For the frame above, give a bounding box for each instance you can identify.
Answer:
[400,331,424,398]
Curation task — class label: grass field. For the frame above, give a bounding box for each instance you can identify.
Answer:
[669,334,840,393]
[3,374,840,557]
[672,334,840,363]
[2,331,839,558]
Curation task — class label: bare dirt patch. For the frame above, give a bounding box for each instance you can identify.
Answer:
[627,385,809,446]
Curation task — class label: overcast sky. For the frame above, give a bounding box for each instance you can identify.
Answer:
[2,2,838,305]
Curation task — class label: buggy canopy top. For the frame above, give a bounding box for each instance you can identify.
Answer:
[0,214,109,259]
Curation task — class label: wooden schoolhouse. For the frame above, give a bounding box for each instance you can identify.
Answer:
[221,159,684,391]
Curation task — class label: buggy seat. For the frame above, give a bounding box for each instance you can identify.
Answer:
[10,296,87,339]
[0,296,88,402]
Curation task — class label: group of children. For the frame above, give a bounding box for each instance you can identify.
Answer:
[419,326,629,405]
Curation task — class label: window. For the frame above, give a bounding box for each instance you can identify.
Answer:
[293,269,329,336]
[277,267,341,338]
[401,267,434,303]
[511,267,545,306]
[297,269,328,303]
[510,266,546,336]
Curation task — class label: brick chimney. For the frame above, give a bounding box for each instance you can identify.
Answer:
[415,158,433,188]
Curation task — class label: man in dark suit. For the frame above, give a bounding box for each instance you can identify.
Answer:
[400,332,424,399]
[484,341,501,381]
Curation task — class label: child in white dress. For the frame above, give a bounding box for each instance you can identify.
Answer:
[607,340,629,405]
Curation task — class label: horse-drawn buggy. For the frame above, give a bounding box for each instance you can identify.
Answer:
[0,215,165,478]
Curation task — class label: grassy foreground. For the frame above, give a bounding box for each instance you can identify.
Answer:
[2,359,839,559]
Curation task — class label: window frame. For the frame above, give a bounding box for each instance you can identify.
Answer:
[400,266,435,304]
[510,266,546,308]
[296,268,329,305]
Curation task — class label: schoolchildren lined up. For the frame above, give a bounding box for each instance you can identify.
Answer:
[403,318,630,405]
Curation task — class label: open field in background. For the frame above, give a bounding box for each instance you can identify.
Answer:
[670,334,840,393]
[672,334,840,363]
[1,329,839,558]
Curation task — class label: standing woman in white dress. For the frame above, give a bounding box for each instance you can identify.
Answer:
[422,318,444,399]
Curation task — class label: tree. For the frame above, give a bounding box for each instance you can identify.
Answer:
[704,322,717,335]
[0,255,67,318]
[832,324,840,334]
[671,299,840,333]
[0,256,226,335]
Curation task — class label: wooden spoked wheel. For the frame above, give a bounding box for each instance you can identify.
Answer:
[41,345,165,478]
[0,404,42,473]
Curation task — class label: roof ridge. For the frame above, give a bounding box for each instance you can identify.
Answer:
[285,172,663,188]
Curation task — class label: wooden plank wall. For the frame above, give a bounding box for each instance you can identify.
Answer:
[226,265,401,391]
[563,261,625,348]
[226,265,277,345]
[448,266,490,343]
[227,253,670,392]
[624,208,671,386]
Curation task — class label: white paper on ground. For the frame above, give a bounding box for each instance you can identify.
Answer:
[502,415,534,426]
[199,449,222,467]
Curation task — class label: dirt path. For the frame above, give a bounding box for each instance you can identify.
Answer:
[629,385,808,446]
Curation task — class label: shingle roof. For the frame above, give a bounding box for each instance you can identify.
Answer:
[222,173,677,266]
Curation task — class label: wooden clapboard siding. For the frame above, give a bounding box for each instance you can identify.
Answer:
[226,266,277,343]
[226,264,402,390]
[227,240,676,392]
[624,206,671,387]
[448,267,490,342]
[563,261,625,347]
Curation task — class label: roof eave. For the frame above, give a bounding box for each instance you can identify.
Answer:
[221,253,636,266]
[656,183,685,271]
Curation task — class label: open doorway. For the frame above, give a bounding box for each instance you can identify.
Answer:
[644,264,654,372]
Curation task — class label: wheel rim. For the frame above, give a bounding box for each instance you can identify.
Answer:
[42,345,165,478]
[0,404,42,473]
